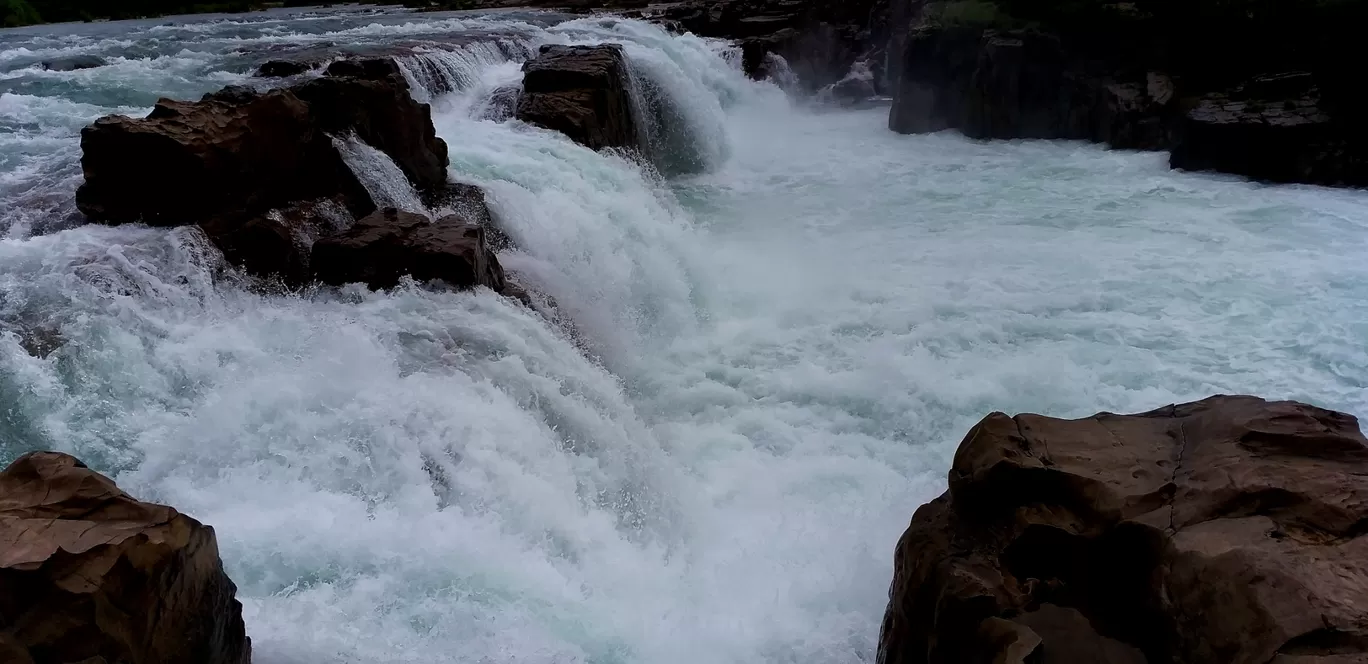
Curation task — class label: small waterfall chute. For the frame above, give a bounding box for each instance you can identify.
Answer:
[333,134,428,215]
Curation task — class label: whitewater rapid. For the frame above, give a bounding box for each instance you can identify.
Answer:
[2,7,1368,664]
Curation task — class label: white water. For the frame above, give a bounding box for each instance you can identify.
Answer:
[2,7,1368,664]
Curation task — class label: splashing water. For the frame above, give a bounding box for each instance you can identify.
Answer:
[1,8,1367,664]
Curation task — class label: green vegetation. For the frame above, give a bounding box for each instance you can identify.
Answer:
[0,0,282,26]
[2,0,42,26]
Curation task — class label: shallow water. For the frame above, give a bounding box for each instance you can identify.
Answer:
[1,7,1367,664]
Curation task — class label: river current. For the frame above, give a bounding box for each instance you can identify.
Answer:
[2,6,1366,663]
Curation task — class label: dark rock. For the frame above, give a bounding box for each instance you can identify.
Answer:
[878,395,1368,664]
[885,0,1368,187]
[1170,84,1367,186]
[200,197,351,286]
[480,85,522,122]
[254,59,315,78]
[76,57,453,284]
[75,89,369,227]
[962,32,1094,140]
[39,55,105,71]
[818,60,878,105]
[312,207,507,293]
[516,44,641,152]
[297,58,449,192]
[0,452,250,664]
[646,0,887,92]
[1097,73,1177,151]
[888,23,983,133]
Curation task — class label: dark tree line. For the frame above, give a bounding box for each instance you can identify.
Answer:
[0,0,308,26]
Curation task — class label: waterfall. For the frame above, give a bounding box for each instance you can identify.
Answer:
[395,39,538,102]
[333,134,428,215]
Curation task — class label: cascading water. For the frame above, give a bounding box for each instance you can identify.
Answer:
[2,6,1368,664]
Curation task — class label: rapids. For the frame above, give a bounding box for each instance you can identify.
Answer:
[1,6,1366,664]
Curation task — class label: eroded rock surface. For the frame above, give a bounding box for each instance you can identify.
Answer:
[312,207,507,293]
[516,44,641,152]
[0,452,251,664]
[879,395,1368,664]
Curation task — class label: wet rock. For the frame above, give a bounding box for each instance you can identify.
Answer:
[1097,73,1177,151]
[254,58,316,77]
[1170,83,1367,186]
[655,0,889,92]
[76,56,451,283]
[200,197,351,286]
[479,85,522,122]
[312,207,508,293]
[516,44,641,152]
[962,32,1094,140]
[878,395,1368,664]
[39,55,106,71]
[296,58,449,193]
[0,451,250,664]
[76,88,369,227]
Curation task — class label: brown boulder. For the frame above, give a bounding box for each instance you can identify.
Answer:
[0,452,250,664]
[75,87,368,227]
[516,44,642,152]
[879,395,1368,664]
[311,207,507,293]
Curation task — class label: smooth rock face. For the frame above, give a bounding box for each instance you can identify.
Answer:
[879,395,1368,664]
[311,207,507,292]
[0,452,250,664]
[516,44,641,152]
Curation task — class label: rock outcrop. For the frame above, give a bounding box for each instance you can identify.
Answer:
[0,452,250,664]
[656,0,890,92]
[312,207,507,292]
[39,55,106,71]
[885,0,1368,187]
[516,44,641,153]
[878,395,1368,664]
[76,57,453,285]
[254,58,316,78]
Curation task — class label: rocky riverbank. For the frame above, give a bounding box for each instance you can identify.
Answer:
[884,0,1368,187]
[879,395,1368,664]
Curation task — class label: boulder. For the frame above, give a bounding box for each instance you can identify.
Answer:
[0,452,250,664]
[200,197,351,287]
[75,87,369,226]
[76,57,452,284]
[39,55,106,71]
[878,395,1368,664]
[962,31,1094,140]
[479,85,522,122]
[516,44,641,152]
[311,207,507,292]
[254,59,315,78]
[296,59,449,193]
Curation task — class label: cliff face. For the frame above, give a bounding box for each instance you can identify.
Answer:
[885,0,1368,187]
